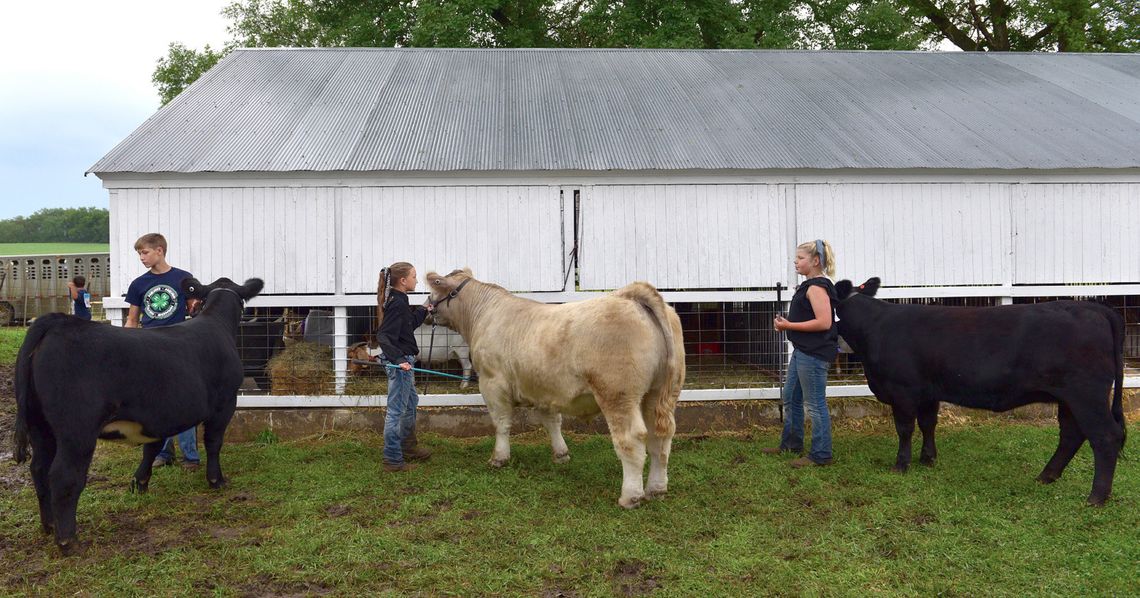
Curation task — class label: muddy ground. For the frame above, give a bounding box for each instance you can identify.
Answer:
[0,364,28,492]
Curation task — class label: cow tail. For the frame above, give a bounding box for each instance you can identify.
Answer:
[1108,306,1126,450]
[616,282,683,438]
[13,315,62,464]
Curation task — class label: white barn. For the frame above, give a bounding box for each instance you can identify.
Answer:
[89,48,1140,407]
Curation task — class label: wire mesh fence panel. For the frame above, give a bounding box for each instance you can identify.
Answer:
[228,292,1140,398]
[674,301,786,390]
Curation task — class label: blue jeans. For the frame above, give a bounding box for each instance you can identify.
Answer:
[383,356,419,465]
[779,350,833,463]
[157,427,200,464]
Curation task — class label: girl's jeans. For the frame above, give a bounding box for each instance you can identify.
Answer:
[383,355,419,465]
[157,427,200,464]
[779,350,833,463]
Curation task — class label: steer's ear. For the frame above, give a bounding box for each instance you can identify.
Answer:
[240,278,264,300]
[859,277,881,297]
[835,280,853,300]
[182,278,208,299]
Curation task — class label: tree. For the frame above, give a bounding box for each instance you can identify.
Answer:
[154,0,1136,103]
[153,42,225,106]
[893,0,1139,51]
[0,208,109,243]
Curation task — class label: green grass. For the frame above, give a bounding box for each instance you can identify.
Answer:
[0,327,24,363]
[0,243,109,256]
[1,423,1136,596]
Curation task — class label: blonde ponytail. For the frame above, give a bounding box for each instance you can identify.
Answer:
[797,240,837,279]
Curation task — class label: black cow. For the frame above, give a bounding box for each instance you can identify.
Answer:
[13,277,263,554]
[835,278,1126,506]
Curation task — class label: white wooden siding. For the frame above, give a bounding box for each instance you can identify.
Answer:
[1012,183,1140,284]
[340,186,564,293]
[110,187,336,295]
[578,184,790,290]
[795,183,1013,286]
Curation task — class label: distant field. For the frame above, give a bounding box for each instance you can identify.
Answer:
[0,243,109,256]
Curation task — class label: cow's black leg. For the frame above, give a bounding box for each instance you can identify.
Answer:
[1037,403,1085,485]
[27,425,57,535]
[204,402,236,489]
[131,440,164,494]
[1068,394,1124,506]
[891,407,916,473]
[917,401,939,466]
[49,436,97,555]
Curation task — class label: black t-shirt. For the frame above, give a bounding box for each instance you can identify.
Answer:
[786,277,839,363]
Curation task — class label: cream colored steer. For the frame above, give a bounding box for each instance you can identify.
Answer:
[426,269,685,508]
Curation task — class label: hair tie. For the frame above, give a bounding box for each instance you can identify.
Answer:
[815,239,827,269]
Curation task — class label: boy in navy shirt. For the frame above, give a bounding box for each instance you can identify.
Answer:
[125,233,202,469]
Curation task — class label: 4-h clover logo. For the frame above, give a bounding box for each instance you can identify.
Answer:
[143,284,180,321]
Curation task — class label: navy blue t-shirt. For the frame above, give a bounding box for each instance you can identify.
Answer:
[125,267,194,328]
[73,289,92,320]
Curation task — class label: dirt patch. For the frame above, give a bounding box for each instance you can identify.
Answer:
[461,509,485,521]
[325,504,352,517]
[0,363,29,491]
[237,573,334,598]
[609,559,661,597]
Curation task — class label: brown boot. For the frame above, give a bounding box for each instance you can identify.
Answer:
[402,428,432,462]
[402,445,433,462]
[383,461,416,472]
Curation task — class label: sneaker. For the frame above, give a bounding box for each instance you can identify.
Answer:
[760,447,801,455]
[789,456,833,468]
[402,446,433,462]
[152,456,172,468]
[181,461,201,471]
[383,462,416,473]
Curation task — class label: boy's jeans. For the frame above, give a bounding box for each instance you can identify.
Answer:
[157,427,200,464]
[383,356,419,465]
[779,350,833,463]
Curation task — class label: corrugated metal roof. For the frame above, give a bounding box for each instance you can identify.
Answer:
[89,48,1140,174]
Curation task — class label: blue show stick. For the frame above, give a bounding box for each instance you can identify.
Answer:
[346,357,471,380]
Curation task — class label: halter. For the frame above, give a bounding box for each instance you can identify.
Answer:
[429,277,472,310]
[205,287,246,321]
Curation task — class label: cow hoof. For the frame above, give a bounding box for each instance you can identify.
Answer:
[57,539,88,557]
[891,464,909,474]
[552,452,570,464]
[646,487,668,499]
[488,457,509,468]
[130,479,149,494]
[40,523,55,536]
[1086,495,1108,507]
[208,477,227,490]
[919,457,936,467]
[1036,473,1060,485]
[619,494,645,509]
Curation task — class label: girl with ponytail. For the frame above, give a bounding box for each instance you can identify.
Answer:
[375,261,433,471]
[763,240,840,468]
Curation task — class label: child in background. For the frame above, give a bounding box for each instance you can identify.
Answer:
[68,275,92,321]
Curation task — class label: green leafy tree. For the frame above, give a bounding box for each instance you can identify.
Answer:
[893,0,1138,51]
[0,208,109,243]
[154,0,1136,103]
[153,42,225,106]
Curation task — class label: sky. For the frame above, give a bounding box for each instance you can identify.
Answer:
[0,1,231,220]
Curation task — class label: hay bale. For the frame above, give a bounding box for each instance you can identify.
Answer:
[267,341,333,395]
